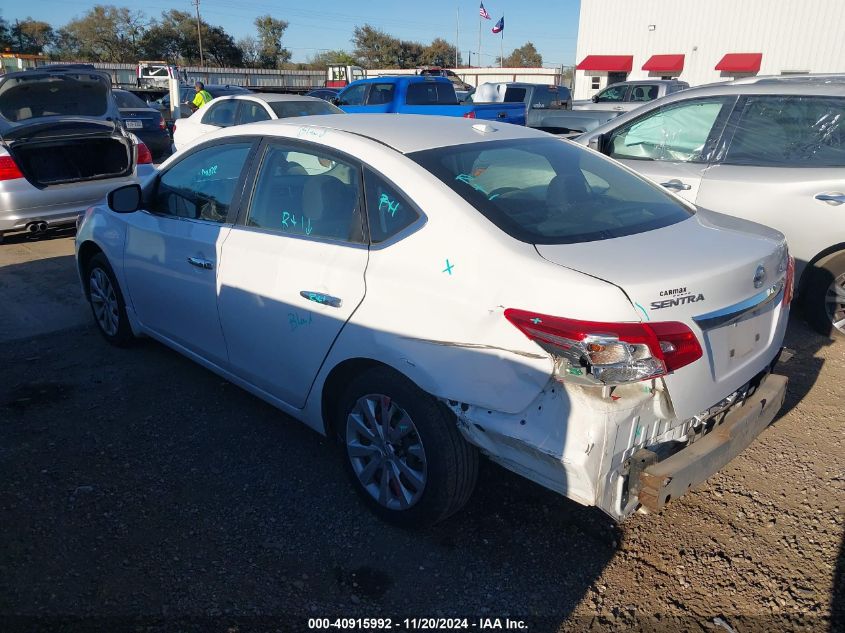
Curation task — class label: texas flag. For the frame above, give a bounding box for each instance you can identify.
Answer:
[492,16,504,33]
[479,2,491,19]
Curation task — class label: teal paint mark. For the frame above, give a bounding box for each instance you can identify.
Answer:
[635,302,650,321]
[280,211,313,236]
[530,317,542,324]
[307,292,328,304]
[288,311,313,331]
[199,164,218,178]
[378,193,400,217]
[455,173,488,195]
[567,367,583,376]
[442,259,455,275]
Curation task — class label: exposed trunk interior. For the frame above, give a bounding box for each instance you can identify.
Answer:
[10,136,131,187]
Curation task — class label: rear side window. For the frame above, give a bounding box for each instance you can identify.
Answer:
[629,85,658,102]
[532,87,569,109]
[245,144,364,243]
[236,101,271,124]
[722,96,845,167]
[503,87,527,103]
[364,170,420,243]
[408,138,692,245]
[151,142,252,222]
[406,82,458,106]
[366,84,395,105]
[269,100,343,118]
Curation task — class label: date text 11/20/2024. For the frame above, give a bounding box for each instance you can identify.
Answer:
[308,617,528,630]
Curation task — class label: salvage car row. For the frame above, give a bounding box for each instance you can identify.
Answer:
[1,63,842,528]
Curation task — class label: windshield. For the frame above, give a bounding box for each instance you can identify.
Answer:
[408,138,693,245]
[114,91,149,109]
[269,100,343,118]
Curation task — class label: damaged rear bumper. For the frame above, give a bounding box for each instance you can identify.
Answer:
[631,372,787,513]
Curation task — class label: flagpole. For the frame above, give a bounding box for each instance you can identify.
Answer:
[477,14,482,68]
[500,16,504,68]
[455,5,459,67]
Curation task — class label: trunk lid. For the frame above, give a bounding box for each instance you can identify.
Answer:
[0,68,119,135]
[535,209,789,420]
[119,108,162,131]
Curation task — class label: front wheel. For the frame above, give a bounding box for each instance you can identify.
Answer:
[804,254,845,339]
[338,367,478,527]
[86,253,134,346]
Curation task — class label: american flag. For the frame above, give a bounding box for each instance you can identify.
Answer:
[479,2,491,19]
[492,16,504,33]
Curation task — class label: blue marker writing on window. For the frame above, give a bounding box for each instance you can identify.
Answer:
[455,173,488,195]
[378,193,400,217]
[200,164,218,178]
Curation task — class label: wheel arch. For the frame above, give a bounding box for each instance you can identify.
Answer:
[797,242,845,300]
[76,240,105,290]
[320,357,416,440]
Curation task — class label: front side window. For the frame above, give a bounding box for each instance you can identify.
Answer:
[338,84,368,106]
[236,101,271,124]
[408,138,692,245]
[201,100,239,127]
[608,98,730,163]
[151,142,253,222]
[364,170,420,243]
[366,84,395,105]
[246,144,364,243]
[722,95,845,167]
[595,85,627,102]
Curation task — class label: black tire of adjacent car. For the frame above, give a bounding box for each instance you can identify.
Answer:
[804,253,845,339]
[85,253,135,347]
[338,366,479,528]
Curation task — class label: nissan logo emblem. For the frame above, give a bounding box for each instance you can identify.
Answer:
[753,265,767,289]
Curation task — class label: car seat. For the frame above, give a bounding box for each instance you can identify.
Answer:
[301,175,361,240]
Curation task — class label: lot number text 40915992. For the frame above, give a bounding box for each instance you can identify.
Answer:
[307,617,528,630]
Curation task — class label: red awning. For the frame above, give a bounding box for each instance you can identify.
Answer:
[715,53,762,73]
[642,54,685,73]
[576,55,634,72]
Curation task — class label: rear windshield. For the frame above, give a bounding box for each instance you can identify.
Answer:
[0,73,109,122]
[408,138,693,245]
[269,100,343,118]
[405,82,458,106]
[113,90,148,109]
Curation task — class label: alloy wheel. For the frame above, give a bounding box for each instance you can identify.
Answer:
[89,267,120,337]
[346,394,428,511]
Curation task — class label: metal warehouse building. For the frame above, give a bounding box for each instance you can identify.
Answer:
[572,0,845,99]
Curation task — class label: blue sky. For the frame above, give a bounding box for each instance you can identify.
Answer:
[2,0,581,66]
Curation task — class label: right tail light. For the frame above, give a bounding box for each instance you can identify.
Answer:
[0,155,23,181]
[505,308,703,386]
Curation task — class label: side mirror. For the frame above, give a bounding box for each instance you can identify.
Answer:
[330,97,342,106]
[108,184,142,213]
[591,94,599,103]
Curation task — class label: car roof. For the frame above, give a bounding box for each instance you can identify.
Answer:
[231,92,329,103]
[230,113,550,154]
[615,79,687,85]
[658,75,845,98]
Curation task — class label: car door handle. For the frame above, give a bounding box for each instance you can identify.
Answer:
[187,256,214,270]
[660,179,692,191]
[300,290,342,308]
[815,192,845,205]
[497,111,508,119]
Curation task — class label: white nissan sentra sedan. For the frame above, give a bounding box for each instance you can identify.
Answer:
[75,115,792,525]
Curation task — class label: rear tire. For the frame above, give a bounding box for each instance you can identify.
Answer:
[338,367,478,527]
[804,254,845,339]
[85,253,134,346]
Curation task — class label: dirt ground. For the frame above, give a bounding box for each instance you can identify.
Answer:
[0,233,842,633]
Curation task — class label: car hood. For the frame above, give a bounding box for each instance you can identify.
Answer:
[0,69,120,137]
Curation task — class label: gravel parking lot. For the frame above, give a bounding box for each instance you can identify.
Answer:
[1,233,843,633]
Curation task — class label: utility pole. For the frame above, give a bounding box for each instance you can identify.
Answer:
[455,4,459,68]
[192,0,205,67]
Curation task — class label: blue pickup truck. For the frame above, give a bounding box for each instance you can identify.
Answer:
[334,76,526,125]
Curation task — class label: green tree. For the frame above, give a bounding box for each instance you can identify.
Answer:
[352,24,402,68]
[237,35,260,66]
[58,5,146,62]
[498,42,542,68]
[0,14,14,51]
[420,37,461,67]
[308,49,359,69]
[204,24,242,67]
[140,9,240,66]
[254,15,290,68]
[11,18,53,54]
